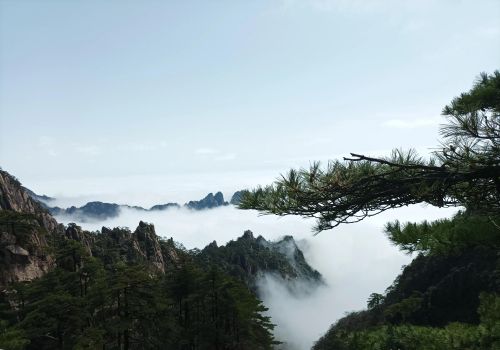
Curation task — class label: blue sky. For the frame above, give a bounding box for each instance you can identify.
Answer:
[1,0,499,204]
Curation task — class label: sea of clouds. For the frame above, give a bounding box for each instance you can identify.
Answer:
[55,203,457,349]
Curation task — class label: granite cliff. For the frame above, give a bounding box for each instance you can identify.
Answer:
[0,170,181,286]
[0,170,62,285]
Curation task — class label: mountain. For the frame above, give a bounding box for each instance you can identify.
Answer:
[312,213,500,350]
[22,187,54,204]
[149,202,180,211]
[0,170,63,285]
[0,170,186,287]
[1,170,321,293]
[0,170,280,349]
[34,190,240,222]
[229,190,248,205]
[196,229,323,293]
[185,191,228,210]
[49,201,123,221]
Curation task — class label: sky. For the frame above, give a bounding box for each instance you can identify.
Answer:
[1,0,499,205]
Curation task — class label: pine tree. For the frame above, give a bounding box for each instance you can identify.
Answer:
[240,72,500,232]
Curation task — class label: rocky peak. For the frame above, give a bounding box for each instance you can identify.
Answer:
[132,222,166,272]
[149,203,180,211]
[0,170,59,233]
[0,170,63,286]
[98,222,168,273]
[213,191,224,204]
[197,231,323,292]
[134,220,155,240]
[185,192,228,210]
[23,187,54,204]
[241,230,255,240]
[65,223,94,254]
[229,190,248,205]
[207,240,218,249]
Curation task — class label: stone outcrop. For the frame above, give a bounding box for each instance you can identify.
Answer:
[0,170,59,232]
[0,170,62,286]
[98,221,175,273]
[0,170,179,286]
[229,190,247,205]
[132,221,166,272]
[65,223,95,255]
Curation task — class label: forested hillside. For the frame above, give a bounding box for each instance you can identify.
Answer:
[0,169,280,349]
[195,230,323,292]
[312,212,500,349]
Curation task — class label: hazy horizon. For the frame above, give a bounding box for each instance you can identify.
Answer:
[2,0,499,201]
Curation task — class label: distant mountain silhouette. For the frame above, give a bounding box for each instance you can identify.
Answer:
[27,190,246,222]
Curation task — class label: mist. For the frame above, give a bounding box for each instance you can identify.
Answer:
[55,204,457,349]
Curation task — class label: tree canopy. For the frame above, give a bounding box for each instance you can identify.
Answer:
[239,71,500,232]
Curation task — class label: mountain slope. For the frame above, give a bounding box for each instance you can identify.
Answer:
[0,170,63,285]
[312,213,500,350]
[196,230,323,293]
[0,170,182,286]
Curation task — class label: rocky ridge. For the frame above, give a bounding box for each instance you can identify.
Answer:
[1,170,321,296]
[0,170,62,285]
[0,170,181,286]
[44,191,241,222]
[196,229,323,292]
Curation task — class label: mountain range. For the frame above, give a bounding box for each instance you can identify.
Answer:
[0,169,319,292]
[29,190,247,222]
[0,169,288,348]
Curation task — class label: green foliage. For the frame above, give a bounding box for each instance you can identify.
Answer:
[0,321,29,350]
[0,211,46,250]
[195,232,322,290]
[383,292,423,323]
[313,234,500,349]
[385,212,500,255]
[367,293,384,310]
[1,238,278,349]
[477,293,500,349]
[314,318,496,350]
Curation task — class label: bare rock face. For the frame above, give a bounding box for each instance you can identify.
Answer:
[0,170,59,233]
[65,223,94,255]
[0,169,180,286]
[0,214,56,286]
[0,170,61,287]
[132,221,166,273]
[99,221,169,273]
